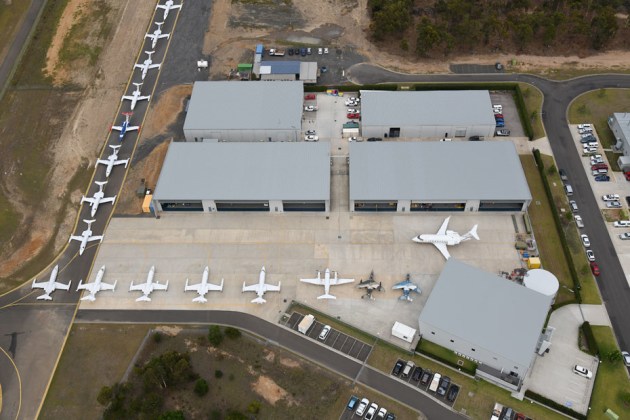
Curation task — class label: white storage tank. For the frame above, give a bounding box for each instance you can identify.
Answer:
[523,269,559,299]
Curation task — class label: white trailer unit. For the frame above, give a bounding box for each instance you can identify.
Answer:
[391,321,416,343]
[298,314,315,334]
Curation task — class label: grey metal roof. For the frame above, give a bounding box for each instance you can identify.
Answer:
[360,90,496,126]
[419,259,552,368]
[613,113,630,139]
[153,142,330,201]
[260,61,300,74]
[349,141,531,201]
[183,81,303,131]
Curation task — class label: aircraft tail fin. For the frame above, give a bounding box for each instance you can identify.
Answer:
[136,294,152,302]
[317,294,336,300]
[251,296,266,304]
[467,224,480,241]
[192,296,208,303]
[81,294,96,302]
[95,181,107,188]
[36,294,53,301]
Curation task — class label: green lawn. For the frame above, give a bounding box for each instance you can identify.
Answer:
[0,1,32,62]
[518,82,545,140]
[416,339,477,373]
[589,326,630,418]
[568,89,630,151]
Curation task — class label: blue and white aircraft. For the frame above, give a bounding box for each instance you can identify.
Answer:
[156,0,182,20]
[392,274,421,302]
[145,22,170,49]
[135,51,161,80]
[111,112,139,141]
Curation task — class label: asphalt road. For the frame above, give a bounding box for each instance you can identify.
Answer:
[76,309,463,419]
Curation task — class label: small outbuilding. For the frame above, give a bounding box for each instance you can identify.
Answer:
[391,322,417,343]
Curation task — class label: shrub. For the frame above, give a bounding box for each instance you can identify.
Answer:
[194,378,209,396]
[97,385,113,406]
[159,411,185,420]
[224,327,241,340]
[215,370,223,379]
[581,322,599,356]
[208,325,224,347]
[247,400,261,414]
[524,390,587,420]
[153,332,162,343]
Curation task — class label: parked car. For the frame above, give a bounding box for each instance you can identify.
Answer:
[401,361,415,378]
[446,384,460,402]
[592,169,608,176]
[306,47,312,55]
[626,196,630,206]
[570,200,578,212]
[304,105,317,111]
[347,395,359,411]
[411,366,423,382]
[376,407,388,419]
[439,138,452,142]
[575,215,584,228]
[356,398,370,416]
[494,113,504,119]
[420,370,432,386]
[590,156,604,164]
[496,121,505,127]
[592,163,608,170]
[305,129,316,135]
[385,413,396,420]
[367,137,382,142]
[347,108,360,113]
[590,261,600,276]
[392,360,404,376]
[300,47,307,56]
[618,232,630,240]
[469,135,483,141]
[365,402,379,420]
[318,47,323,54]
[304,135,319,141]
[578,123,592,129]
[581,234,591,247]
[595,175,611,182]
[496,129,511,136]
[304,93,316,100]
[613,220,630,227]
[318,325,331,340]
[320,66,327,73]
[559,168,568,181]
[580,137,596,144]
[437,376,451,397]
[347,113,360,119]
[622,351,630,366]
[606,201,622,208]
[288,48,294,55]
[345,100,358,106]
[578,128,593,134]
[586,250,595,261]
[324,47,329,54]
[625,171,630,181]
[602,194,620,201]
[573,365,593,379]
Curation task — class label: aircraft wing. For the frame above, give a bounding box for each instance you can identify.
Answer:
[121,95,134,101]
[99,197,115,204]
[242,283,260,293]
[434,243,450,259]
[138,95,151,101]
[134,64,145,69]
[158,34,169,39]
[54,281,71,291]
[87,235,103,243]
[145,33,156,40]
[96,159,110,165]
[391,281,407,290]
[149,64,161,69]
[81,196,95,204]
[331,278,354,286]
[436,217,450,235]
[126,125,139,131]
[111,125,123,131]
[299,278,323,285]
[263,283,280,292]
[156,4,167,9]
[114,159,129,166]
[31,280,48,289]
[99,281,116,291]
[69,235,83,242]
[152,282,168,291]
[184,282,201,292]
[77,282,97,294]
[129,282,146,292]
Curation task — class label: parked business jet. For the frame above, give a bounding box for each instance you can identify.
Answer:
[392,274,421,302]
[130,266,168,302]
[300,268,354,300]
[184,266,223,303]
[156,0,181,20]
[242,266,280,304]
[121,82,150,111]
[96,145,129,178]
[77,266,117,301]
[69,219,103,256]
[135,51,161,80]
[31,265,71,300]
[110,112,139,141]
[81,180,116,217]
[145,22,169,49]
[412,216,479,260]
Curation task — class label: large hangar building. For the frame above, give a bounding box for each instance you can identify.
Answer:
[183,81,303,142]
[359,90,496,139]
[152,142,330,213]
[349,141,531,212]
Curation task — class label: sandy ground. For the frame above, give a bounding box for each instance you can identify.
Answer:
[44,0,87,84]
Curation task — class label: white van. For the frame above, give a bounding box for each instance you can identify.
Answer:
[614,220,630,227]
[429,373,442,392]
[402,361,415,378]
[565,184,574,196]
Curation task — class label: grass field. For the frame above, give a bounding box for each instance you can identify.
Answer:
[39,324,150,420]
[518,82,545,140]
[589,326,630,418]
[0,0,33,62]
[568,89,630,151]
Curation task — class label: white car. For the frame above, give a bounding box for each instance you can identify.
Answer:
[324,47,329,54]
[347,108,360,113]
[602,194,620,201]
[618,232,630,240]
[581,234,591,247]
[440,138,452,142]
[613,220,630,227]
[305,129,316,135]
[348,137,359,142]
[573,365,593,379]
[356,398,369,417]
[348,96,360,103]
[304,105,318,112]
[590,156,604,164]
[580,133,594,139]
[364,402,379,420]
[586,250,595,261]
[578,123,592,129]
[376,407,388,419]
[583,148,598,155]
[304,135,319,141]
[606,201,622,208]
[578,128,593,134]
[318,325,331,340]
[622,351,630,366]
[575,215,584,228]
[317,47,323,54]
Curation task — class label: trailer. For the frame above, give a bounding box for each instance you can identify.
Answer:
[298,314,315,334]
[391,321,416,343]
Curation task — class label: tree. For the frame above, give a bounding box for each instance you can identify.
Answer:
[370,0,413,40]
[416,18,441,56]
[159,411,185,420]
[194,378,209,396]
[208,325,224,346]
[226,410,248,420]
[225,327,241,340]
[248,400,261,414]
[620,390,630,407]
[608,349,622,363]
[591,6,618,50]
[215,369,224,379]
[97,386,113,406]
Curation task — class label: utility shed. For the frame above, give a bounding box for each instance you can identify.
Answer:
[418,259,552,391]
[153,142,330,213]
[391,322,417,343]
[349,141,531,212]
[259,61,300,81]
[608,113,630,156]
[360,90,496,139]
[183,81,303,142]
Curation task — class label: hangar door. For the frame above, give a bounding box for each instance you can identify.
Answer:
[354,201,397,212]
[410,202,465,212]
[283,201,326,212]
[160,201,203,211]
[479,201,524,211]
[215,201,270,212]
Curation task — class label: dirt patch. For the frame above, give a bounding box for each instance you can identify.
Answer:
[184,338,199,353]
[0,233,47,278]
[279,357,301,368]
[263,349,275,363]
[155,326,183,336]
[140,84,191,140]
[251,375,297,406]
[44,0,87,84]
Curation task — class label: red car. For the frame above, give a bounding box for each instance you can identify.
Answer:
[494,113,504,119]
[347,113,360,119]
[304,94,316,100]
[590,262,600,276]
[625,172,630,181]
[591,163,608,171]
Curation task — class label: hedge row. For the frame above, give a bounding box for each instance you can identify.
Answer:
[532,149,582,303]
[414,347,476,376]
[304,82,535,139]
[524,390,587,420]
[581,321,600,356]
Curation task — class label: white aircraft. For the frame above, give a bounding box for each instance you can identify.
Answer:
[300,268,354,300]
[76,265,117,301]
[145,22,170,49]
[412,216,479,260]
[156,0,181,20]
[31,265,72,300]
[242,266,281,304]
[392,274,421,302]
[96,145,129,177]
[129,266,169,302]
[184,266,224,303]
[135,50,161,80]
[69,219,103,256]
[121,82,150,111]
[81,180,116,217]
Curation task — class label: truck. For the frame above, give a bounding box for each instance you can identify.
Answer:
[298,314,315,334]
[268,48,285,56]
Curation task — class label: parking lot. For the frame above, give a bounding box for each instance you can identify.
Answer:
[283,312,372,362]
[388,359,459,407]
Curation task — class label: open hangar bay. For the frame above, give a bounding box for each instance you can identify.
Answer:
[80,210,525,346]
